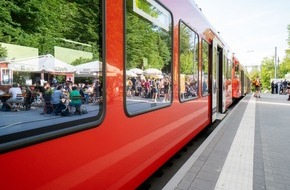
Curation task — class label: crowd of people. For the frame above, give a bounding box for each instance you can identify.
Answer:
[252,77,290,100]
[271,79,290,100]
[126,76,171,102]
[3,75,290,113]
[1,77,103,113]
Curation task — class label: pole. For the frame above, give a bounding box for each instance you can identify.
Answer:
[274,46,277,79]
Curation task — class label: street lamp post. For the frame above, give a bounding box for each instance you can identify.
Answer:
[274,46,277,79]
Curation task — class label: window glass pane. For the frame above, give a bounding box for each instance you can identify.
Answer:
[125,0,172,115]
[202,40,209,95]
[0,0,103,145]
[0,68,12,85]
[225,56,232,97]
[179,22,199,101]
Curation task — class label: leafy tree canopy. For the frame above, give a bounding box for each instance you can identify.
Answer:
[0,0,102,60]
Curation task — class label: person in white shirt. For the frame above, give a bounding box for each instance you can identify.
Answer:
[6,83,23,110]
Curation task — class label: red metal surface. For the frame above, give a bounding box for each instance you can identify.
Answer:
[0,0,245,189]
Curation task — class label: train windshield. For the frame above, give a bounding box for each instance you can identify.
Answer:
[0,0,103,149]
[125,0,173,115]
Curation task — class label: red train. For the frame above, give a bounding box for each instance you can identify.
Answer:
[0,0,248,189]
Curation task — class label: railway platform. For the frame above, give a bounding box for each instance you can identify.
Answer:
[163,92,290,190]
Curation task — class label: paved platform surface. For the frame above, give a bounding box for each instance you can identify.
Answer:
[163,93,290,190]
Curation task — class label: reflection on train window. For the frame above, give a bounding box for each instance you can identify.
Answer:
[0,1,103,145]
[225,58,232,97]
[179,21,199,101]
[0,68,12,85]
[125,0,172,115]
[202,40,210,96]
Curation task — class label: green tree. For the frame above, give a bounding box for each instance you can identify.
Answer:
[257,24,290,90]
[260,57,275,90]
[0,44,8,59]
[179,22,199,76]
[126,12,170,70]
[0,0,102,59]
[125,0,171,71]
[278,24,290,78]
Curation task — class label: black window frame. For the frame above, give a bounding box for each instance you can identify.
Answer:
[201,39,210,96]
[0,0,105,153]
[178,20,200,102]
[124,0,174,116]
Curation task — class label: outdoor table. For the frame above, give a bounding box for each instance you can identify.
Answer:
[0,94,11,103]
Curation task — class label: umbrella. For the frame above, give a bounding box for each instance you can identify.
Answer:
[155,74,164,79]
[128,68,143,75]
[144,68,162,75]
[126,70,138,77]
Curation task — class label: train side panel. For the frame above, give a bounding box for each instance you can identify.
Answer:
[0,0,212,189]
[0,0,249,189]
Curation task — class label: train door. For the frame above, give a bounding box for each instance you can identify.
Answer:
[211,39,224,122]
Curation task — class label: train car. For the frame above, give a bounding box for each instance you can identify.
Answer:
[232,56,249,99]
[232,57,241,99]
[220,47,234,112]
[0,0,246,189]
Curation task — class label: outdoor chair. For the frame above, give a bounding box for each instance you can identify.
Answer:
[42,95,54,114]
[10,94,25,111]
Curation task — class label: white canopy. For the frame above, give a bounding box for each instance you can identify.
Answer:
[8,54,76,73]
[128,68,143,75]
[75,60,102,77]
[126,70,138,77]
[144,68,162,75]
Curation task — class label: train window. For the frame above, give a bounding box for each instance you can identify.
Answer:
[226,58,232,97]
[125,0,173,115]
[223,55,227,94]
[0,1,103,151]
[179,21,199,101]
[0,68,12,85]
[202,40,210,96]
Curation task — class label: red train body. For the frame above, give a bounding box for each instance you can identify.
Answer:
[0,0,248,189]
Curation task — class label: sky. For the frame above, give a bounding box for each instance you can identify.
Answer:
[194,0,290,67]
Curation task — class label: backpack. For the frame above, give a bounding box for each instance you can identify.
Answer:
[0,103,11,112]
[81,105,88,114]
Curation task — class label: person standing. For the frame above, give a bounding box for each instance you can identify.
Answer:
[282,79,287,94]
[287,81,290,101]
[254,77,261,98]
[151,80,158,102]
[163,78,170,102]
[271,80,275,94]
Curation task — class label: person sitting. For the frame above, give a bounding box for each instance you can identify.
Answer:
[68,86,82,115]
[51,85,65,115]
[24,85,34,110]
[6,83,23,111]
[79,86,88,104]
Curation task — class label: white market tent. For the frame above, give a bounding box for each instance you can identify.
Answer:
[75,60,102,77]
[8,54,76,73]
